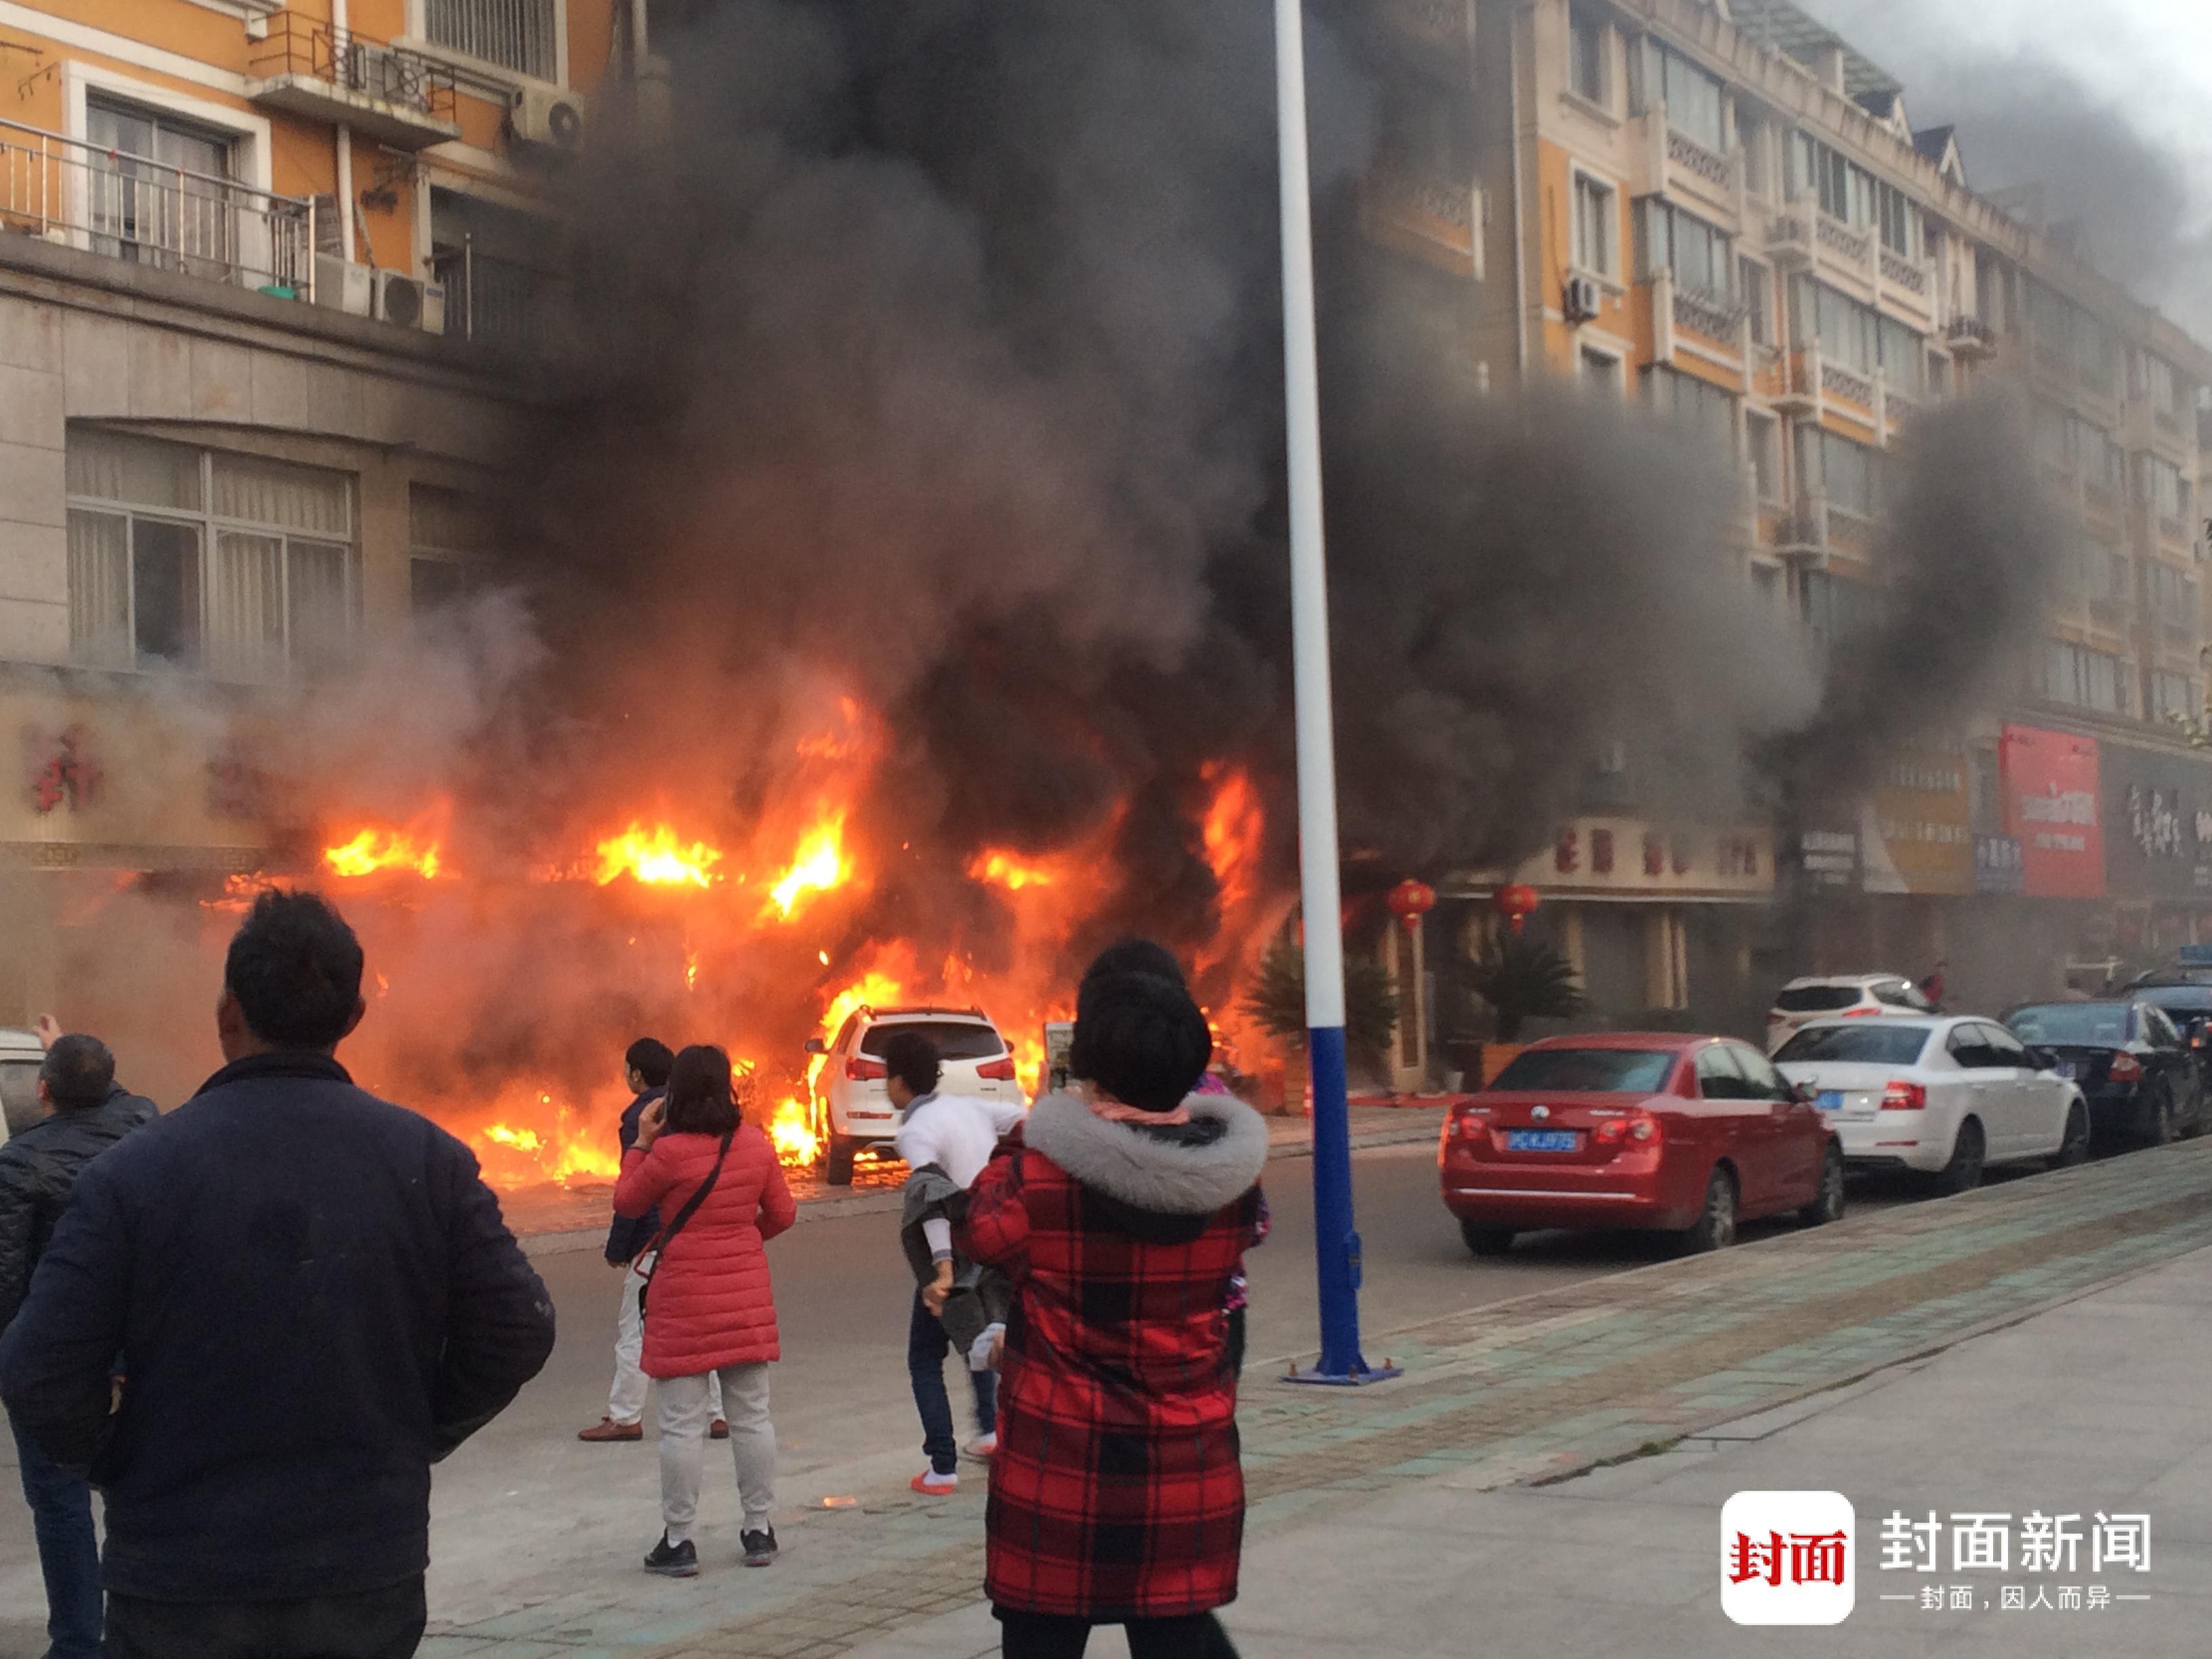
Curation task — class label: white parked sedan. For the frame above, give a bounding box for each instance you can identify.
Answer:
[1772,1017,2089,1192]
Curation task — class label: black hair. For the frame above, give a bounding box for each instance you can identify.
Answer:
[40,1033,115,1112]
[626,1037,674,1089]
[224,889,365,1050]
[1068,970,1212,1113]
[880,1029,942,1098]
[664,1044,739,1135]
[1080,939,1188,992]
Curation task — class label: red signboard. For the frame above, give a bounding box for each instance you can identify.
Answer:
[2001,724,2104,899]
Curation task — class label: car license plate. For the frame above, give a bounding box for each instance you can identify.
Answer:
[1817,1090,1844,1112]
[1507,1129,1579,1152]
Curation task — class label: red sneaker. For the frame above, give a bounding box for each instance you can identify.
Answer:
[910,1470,958,1495]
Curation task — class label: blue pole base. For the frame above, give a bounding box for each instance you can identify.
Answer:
[1279,1359,1405,1388]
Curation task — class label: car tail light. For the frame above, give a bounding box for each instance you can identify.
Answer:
[1843,1005,1882,1018]
[2110,1052,2144,1082]
[1446,1107,1489,1141]
[846,1057,887,1082]
[1595,1109,1661,1147]
[1880,1080,1926,1112]
[977,1057,1019,1081]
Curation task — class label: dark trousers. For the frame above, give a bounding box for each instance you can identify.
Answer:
[9,1408,104,1659]
[996,1608,1241,1659]
[105,1578,426,1659]
[909,1289,997,1476]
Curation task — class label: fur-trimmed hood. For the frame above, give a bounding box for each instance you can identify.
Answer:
[1023,1090,1267,1216]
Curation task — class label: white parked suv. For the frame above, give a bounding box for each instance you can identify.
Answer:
[1772,1017,2088,1191]
[1766,974,1934,1052]
[807,1006,1021,1185]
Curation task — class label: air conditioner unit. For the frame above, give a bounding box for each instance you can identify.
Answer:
[314,255,374,317]
[510,85,586,155]
[344,42,426,111]
[374,268,427,328]
[1563,274,1602,325]
[419,281,447,337]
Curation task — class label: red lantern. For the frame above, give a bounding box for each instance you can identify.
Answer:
[1386,878,1436,934]
[1492,883,1540,935]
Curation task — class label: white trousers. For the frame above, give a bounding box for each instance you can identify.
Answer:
[659,1361,775,1544]
[610,1256,720,1425]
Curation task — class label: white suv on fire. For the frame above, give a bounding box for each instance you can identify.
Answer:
[807,1006,1021,1184]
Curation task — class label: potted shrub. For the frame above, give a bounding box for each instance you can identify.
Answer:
[1240,943,1401,1111]
[1466,933,1587,1083]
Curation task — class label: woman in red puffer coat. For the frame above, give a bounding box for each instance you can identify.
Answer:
[613,1044,796,1578]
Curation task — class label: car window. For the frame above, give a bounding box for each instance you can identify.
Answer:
[1488,1048,1679,1092]
[2007,1004,2130,1046]
[1774,985,1861,1012]
[860,1021,1007,1061]
[1946,1026,1992,1070]
[0,1059,39,1136]
[832,1013,862,1053]
[2144,1006,2182,1049]
[1696,1044,1750,1100]
[1978,1023,2028,1067]
[1730,1044,1792,1101]
[1773,1024,1932,1065]
[1873,979,1925,1009]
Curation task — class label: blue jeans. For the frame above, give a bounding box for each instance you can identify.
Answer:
[909,1290,996,1476]
[9,1408,104,1658]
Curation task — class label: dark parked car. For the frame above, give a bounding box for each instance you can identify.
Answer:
[2131,983,2212,1089]
[2003,1000,2204,1146]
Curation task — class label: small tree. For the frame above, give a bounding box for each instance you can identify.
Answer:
[1467,932,1586,1042]
[1241,943,1401,1078]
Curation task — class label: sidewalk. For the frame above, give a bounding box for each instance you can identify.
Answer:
[421,1136,2212,1659]
[508,1105,1446,1252]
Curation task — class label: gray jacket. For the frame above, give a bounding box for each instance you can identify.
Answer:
[899,1162,1010,1355]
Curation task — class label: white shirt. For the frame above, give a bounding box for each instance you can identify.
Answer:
[898,1091,1026,1260]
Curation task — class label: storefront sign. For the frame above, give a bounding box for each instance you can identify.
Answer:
[2001,724,2104,899]
[1973,834,2025,895]
[1521,817,1775,900]
[1864,746,1973,896]
[1799,827,1861,890]
[2101,743,2212,899]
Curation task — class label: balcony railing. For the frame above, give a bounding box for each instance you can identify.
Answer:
[1944,315,1997,359]
[431,239,559,356]
[1815,213,1869,263]
[1820,360,1875,407]
[1666,128,1729,186]
[249,16,460,149]
[1671,284,1744,344]
[0,117,313,296]
[1879,247,1927,294]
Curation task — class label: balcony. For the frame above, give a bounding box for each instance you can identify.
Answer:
[1820,359,1875,409]
[1670,283,1744,350]
[1767,213,1813,268]
[1879,247,1927,297]
[0,117,314,297]
[430,240,560,356]
[249,18,462,151]
[1666,128,1729,188]
[1944,316,1998,360]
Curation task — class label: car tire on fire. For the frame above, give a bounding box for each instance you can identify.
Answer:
[824,1132,858,1186]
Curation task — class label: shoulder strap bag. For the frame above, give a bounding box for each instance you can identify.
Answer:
[636,1128,735,1324]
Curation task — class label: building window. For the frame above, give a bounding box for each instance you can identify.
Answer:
[2043,640,2130,716]
[1798,570,1885,640]
[66,431,357,680]
[1568,6,1607,106]
[1745,411,1782,504]
[1572,171,1617,279]
[1581,347,1620,395]
[1790,278,1910,381]
[1739,114,1772,200]
[2155,672,2200,724]
[1878,316,1924,395]
[1635,199,1734,303]
[1796,426,1883,520]
[84,97,240,277]
[427,0,558,81]
[1741,258,1773,345]
[1790,133,1873,228]
[1874,180,1921,260]
[409,484,494,619]
[2151,560,2196,613]
[1640,41,1726,156]
[1644,366,1736,462]
[2144,455,2192,525]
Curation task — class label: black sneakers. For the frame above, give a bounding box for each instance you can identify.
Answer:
[643,1533,699,1578]
[742,1526,779,1568]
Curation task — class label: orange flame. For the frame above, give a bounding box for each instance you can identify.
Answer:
[769,1096,821,1165]
[469,1087,622,1188]
[970,850,1059,892]
[1200,764,1262,914]
[594,823,723,888]
[765,813,848,920]
[325,803,449,880]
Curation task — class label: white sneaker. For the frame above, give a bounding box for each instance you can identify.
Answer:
[966,1433,999,1458]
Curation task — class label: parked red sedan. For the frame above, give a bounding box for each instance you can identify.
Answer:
[1439,1033,1844,1257]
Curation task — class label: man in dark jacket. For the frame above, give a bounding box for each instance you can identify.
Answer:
[0,1031,157,1659]
[0,888,556,1659]
[578,1037,722,1443]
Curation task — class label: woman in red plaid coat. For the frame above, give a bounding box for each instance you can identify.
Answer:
[961,966,1268,1659]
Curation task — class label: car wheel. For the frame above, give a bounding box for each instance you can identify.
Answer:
[1937,1117,1985,1195]
[2144,1086,2177,1148]
[2184,1091,2207,1141]
[2052,1101,2091,1169]
[1459,1221,1516,1258]
[825,1134,858,1186]
[1799,1143,1845,1227]
[1679,1166,1738,1254]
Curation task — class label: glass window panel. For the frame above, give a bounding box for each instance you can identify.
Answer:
[66,508,131,668]
[207,531,285,682]
[408,484,493,555]
[211,453,351,537]
[131,518,202,667]
[287,539,356,668]
[411,556,470,616]
[67,431,202,511]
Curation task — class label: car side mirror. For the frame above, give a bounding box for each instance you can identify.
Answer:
[804,1037,826,1055]
[1794,1080,1818,1105]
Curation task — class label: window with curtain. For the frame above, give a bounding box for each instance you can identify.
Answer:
[1643,42,1726,155]
[1797,426,1883,519]
[1879,317,1923,394]
[1644,367,1736,461]
[1635,199,1734,302]
[1795,279,1879,374]
[64,430,358,680]
[1573,171,1616,276]
[2043,642,2129,714]
[1790,134,1870,226]
[1875,181,1921,259]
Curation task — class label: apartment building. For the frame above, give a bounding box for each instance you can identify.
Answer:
[0,0,632,1019]
[1356,0,2212,1036]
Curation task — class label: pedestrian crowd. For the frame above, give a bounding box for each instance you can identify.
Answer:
[0,887,1267,1659]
